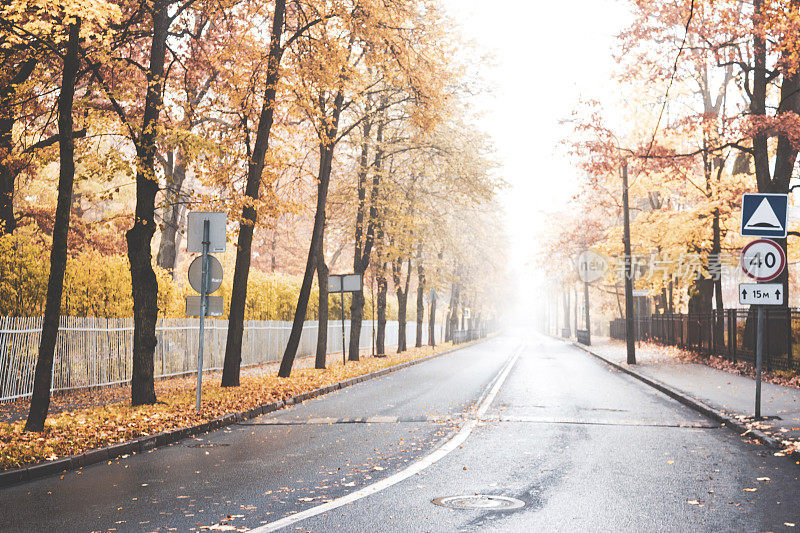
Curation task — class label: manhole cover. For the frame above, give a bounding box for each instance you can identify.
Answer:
[431,495,525,510]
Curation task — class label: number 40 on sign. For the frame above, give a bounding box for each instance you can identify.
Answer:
[740,238,786,282]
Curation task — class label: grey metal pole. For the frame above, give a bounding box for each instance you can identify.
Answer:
[196,219,210,412]
[584,281,591,345]
[341,287,346,365]
[622,161,636,364]
[755,305,764,418]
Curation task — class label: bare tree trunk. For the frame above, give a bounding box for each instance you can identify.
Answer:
[394,257,412,353]
[279,87,345,377]
[128,1,173,405]
[415,251,424,348]
[0,58,37,235]
[222,0,286,386]
[712,207,724,349]
[397,289,407,352]
[315,254,328,368]
[376,261,387,356]
[447,282,459,341]
[25,22,80,431]
[348,108,384,361]
[156,150,187,276]
[347,118,371,362]
[428,287,436,347]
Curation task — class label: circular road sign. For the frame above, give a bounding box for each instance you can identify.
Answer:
[741,238,786,282]
[188,255,223,294]
[576,249,609,283]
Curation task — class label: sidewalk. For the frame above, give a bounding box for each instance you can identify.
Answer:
[584,338,800,451]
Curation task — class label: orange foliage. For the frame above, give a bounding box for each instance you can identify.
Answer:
[0,342,458,471]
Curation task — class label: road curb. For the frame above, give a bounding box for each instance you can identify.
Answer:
[0,338,488,489]
[570,341,789,452]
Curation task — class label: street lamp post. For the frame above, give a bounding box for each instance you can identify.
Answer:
[622,161,636,364]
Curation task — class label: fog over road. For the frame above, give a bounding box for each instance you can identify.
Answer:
[2,333,799,532]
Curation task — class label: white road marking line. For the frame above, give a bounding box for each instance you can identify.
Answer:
[365,416,398,423]
[248,343,524,533]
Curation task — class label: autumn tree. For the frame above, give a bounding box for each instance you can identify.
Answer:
[0,0,121,431]
[278,0,449,376]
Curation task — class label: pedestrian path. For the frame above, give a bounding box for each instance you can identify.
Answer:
[587,338,800,443]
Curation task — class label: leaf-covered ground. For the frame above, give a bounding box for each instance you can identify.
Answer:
[0,344,455,471]
[635,341,800,389]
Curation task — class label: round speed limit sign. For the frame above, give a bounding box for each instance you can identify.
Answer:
[741,238,786,281]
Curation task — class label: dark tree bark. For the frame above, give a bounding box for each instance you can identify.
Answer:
[278,88,345,377]
[222,0,286,386]
[415,246,424,348]
[737,0,800,356]
[348,112,385,361]
[127,0,173,405]
[712,206,724,349]
[315,253,328,369]
[155,149,187,275]
[0,57,37,234]
[25,22,80,432]
[428,286,436,347]
[393,257,412,353]
[446,282,459,342]
[376,260,387,356]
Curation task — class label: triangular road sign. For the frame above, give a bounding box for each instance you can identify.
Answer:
[744,198,783,231]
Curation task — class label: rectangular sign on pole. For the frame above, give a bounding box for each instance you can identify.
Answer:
[739,283,784,306]
[328,273,363,293]
[740,193,789,238]
[187,212,227,253]
[185,295,224,316]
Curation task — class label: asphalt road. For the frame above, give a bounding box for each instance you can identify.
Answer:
[1,332,799,532]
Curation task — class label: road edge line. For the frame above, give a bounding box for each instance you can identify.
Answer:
[248,342,523,532]
[569,341,783,451]
[0,337,495,490]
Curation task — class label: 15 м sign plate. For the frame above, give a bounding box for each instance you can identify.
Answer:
[741,239,786,282]
[739,283,784,305]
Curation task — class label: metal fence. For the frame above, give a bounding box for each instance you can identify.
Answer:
[0,316,445,402]
[610,308,800,372]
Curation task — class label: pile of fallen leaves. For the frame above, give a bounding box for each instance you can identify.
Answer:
[0,344,450,471]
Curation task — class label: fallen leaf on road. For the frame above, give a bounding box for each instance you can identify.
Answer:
[667,460,674,464]
[785,523,795,527]
[743,488,757,492]
[757,477,770,481]
[686,500,701,505]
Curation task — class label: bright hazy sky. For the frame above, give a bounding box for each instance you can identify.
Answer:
[443,0,632,309]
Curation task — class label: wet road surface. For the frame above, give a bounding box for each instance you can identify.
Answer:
[1,333,799,532]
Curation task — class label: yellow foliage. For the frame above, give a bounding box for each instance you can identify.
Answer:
[0,342,459,471]
[0,227,49,316]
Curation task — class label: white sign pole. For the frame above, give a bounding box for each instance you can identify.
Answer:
[196,220,210,412]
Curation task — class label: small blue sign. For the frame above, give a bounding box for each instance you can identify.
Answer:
[741,193,788,238]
